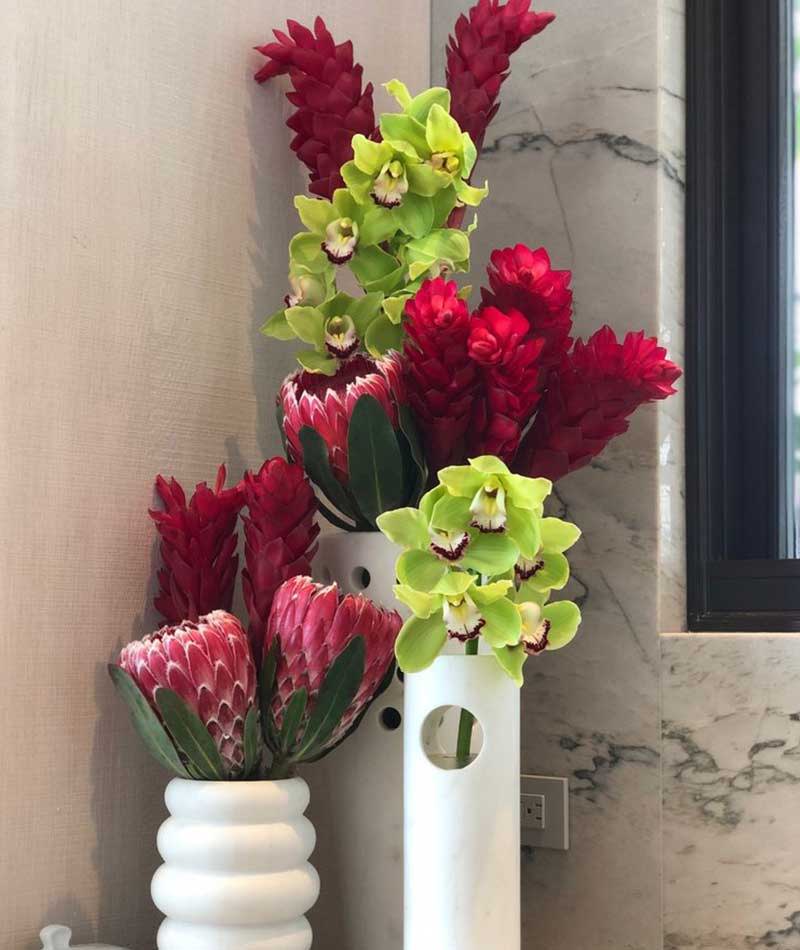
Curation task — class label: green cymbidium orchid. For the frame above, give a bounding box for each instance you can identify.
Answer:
[437,456,552,559]
[392,571,520,672]
[262,291,384,375]
[376,484,520,592]
[514,517,582,591]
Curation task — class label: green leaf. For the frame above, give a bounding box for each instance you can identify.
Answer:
[156,687,226,781]
[380,113,430,157]
[395,192,435,239]
[398,405,427,499]
[506,501,542,561]
[376,507,429,549]
[279,688,308,756]
[397,548,448,591]
[261,307,294,340]
[347,395,405,524]
[460,532,519,576]
[295,195,335,234]
[108,666,190,778]
[259,639,280,744]
[491,644,527,686]
[299,425,357,522]
[365,314,404,356]
[297,350,338,375]
[243,706,260,778]
[544,601,582,650]
[480,596,522,648]
[425,103,463,154]
[541,517,582,552]
[294,637,365,759]
[393,583,439,618]
[503,473,552,509]
[430,492,471,533]
[395,614,448,672]
[285,306,325,347]
[437,464,484,498]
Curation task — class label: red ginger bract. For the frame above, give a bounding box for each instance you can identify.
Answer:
[403,277,481,473]
[255,17,377,199]
[280,352,405,484]
[266,576,401,750]
[518,325,682,481]
[119,611,257,777]
[446,0,555,154]
[149,465,244,625]
[481,243,574,368]
[240,458,320,660]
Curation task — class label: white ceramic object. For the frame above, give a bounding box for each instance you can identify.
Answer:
[151,778,319,950]
[404,654,521,950]
[312,530,405,949]
[39,926,128,950]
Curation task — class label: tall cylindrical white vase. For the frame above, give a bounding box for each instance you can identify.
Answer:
[152,778,319,950]
[311,531,405,949]
[404,654,521,950]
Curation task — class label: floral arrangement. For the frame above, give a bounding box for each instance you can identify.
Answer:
[111,0,681,779]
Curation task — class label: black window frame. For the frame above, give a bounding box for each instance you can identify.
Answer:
[686,0,799,629]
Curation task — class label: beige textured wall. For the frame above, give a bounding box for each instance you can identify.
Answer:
[0,2,428,947]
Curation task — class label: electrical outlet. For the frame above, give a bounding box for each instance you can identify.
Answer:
[520,775,569,850]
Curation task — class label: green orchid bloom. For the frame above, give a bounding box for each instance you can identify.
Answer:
[380,81,489,212]
[376,485,520,592]
[491,596,583,685]
[262,291,384,375]
[514,517,582,592]
[290,190,399,272]
[392,571,520,672]
[437,456,553,560]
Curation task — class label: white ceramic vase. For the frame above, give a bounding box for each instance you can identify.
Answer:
[311,530,405,950]
[404,653,521,950]
[151,778,319,949]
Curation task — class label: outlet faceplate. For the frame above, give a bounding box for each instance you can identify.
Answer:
[520,774,569,851]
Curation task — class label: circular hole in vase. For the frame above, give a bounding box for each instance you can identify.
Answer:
[421,704,484,771]
[351,566,371,590]
[379,706,402,731]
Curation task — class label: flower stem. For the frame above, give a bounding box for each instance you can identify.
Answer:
[455,638,479,765]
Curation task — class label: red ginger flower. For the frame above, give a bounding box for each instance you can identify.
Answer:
[240,459,320,660]
[403,277,481,472]
[518,325,682,481]
[280,352,405,484]
[468,306,546,461]
[266,576,401,749]
[119,611,257,778]
[482,244,573,368]
[255,17,377,199]
[149,465,244,625]
[446,0,555,154]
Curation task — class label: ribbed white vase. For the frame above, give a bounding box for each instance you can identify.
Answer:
[312,531,405,950]
[404,654,521,950]
[151,778,319,950]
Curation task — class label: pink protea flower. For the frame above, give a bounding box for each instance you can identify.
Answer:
[517,326,682,481]
[240,458,320,659]
[254,17,377,199]
[481,244,573,368]
[446,0,555,154]
[279,352,405,483]
[118,611,257,777]
[265,576,401,749]
[149,465,244,625]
